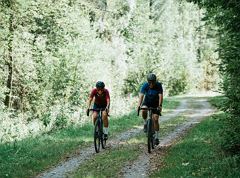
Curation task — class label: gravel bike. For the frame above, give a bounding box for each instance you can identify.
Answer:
[87,108,107,153]
[138,107,160,153]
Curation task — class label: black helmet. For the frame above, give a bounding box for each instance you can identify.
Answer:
[147,73,157,82]
[96,81,105,89]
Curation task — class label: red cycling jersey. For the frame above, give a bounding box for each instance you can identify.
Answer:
[90,88,110,106]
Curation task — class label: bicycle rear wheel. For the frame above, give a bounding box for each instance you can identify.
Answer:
[94,121,101,153]
[147,119,154,153]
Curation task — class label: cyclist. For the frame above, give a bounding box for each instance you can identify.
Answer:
[87,81,110,140]
[137,73,163,145]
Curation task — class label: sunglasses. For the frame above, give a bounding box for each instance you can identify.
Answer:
[148,81,155,85]
[97,88,104,92]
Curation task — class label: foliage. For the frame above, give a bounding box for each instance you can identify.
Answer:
[151,115,240,177]
[0,96,180,177]
[122,0,219,96]
[187,0,240,155]
[0,0,220,142]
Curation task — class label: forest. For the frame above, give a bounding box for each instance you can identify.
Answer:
[0,0,220,142]
[0,0,239,177]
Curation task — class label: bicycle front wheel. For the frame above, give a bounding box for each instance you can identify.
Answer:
[147,119,154,153]
[100,122,106,149]
[94,121,101,153]
[101,136,106,149]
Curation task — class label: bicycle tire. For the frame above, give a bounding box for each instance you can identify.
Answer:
[147,119,154,153]
[151,131,155,149]
[101,136,106,149]
[100,120,106,149]
[94,121,101,153]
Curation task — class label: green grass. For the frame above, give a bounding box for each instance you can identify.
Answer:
[150,113,240,178]
[0,124,93,178]
[0,113,142,178]
[72,145,141,178]
[0,97,180,178]
[160,116,187,137]
[163,99,180,113]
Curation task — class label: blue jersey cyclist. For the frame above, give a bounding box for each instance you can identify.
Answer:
[137,73,163,145]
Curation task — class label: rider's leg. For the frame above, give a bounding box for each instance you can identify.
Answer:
[153,114,160,139]
[141,105,148,121]
[92,111,98,125]
[102,111,109,135]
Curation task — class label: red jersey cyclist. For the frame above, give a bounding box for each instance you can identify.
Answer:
[87,81,110,140]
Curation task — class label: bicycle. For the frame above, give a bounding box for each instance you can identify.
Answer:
[87,108,107,153]
[138,107,161,153]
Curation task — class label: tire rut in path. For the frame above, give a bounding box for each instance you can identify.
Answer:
[36,99,189,178]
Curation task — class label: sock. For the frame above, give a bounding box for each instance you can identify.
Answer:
[155,131,159,139]
[103,127,108,134]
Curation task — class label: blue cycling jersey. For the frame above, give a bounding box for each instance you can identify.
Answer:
[140,82,163,107]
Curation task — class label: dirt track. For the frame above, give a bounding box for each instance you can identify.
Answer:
[36,97,215,178]
[120,98,214,177]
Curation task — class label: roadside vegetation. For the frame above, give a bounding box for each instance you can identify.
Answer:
[72,145,141,178]
[0,98,179,177]
[1,0,239,177]
[0,0,219,145]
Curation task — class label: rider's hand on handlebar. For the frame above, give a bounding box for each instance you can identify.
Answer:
[86,108,90,116]
[137,105,141,111]
[137,105,141,116]
[157,106,162,113]
[105,107,109,113]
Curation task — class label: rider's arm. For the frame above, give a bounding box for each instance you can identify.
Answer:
[138,93,144,108]
[106,98,110,109]
[158,83,163,112]
[138,83,146,108]
[87,96,93,109]
[105,89,110,109]
[87,89,95,109]
[159,93,163,107]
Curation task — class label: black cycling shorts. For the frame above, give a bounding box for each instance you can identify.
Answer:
[142,100,160,115]
[93,103,106,111]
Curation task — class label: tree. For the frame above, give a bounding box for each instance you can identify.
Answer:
[1,0,18,108]
[187,0,240,155]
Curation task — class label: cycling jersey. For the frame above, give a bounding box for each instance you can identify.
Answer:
[140,82,163,107]
[90,88,110,108]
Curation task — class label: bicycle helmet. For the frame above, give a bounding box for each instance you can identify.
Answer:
[147,73,157,82]
[96,81,105,89]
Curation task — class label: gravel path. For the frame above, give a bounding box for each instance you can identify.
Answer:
[120,98,215,178]
[37,99,208,178]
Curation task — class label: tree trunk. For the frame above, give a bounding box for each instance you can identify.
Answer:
[149,0,154,19]
[4,13,14,108]
[197,8,202,62]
